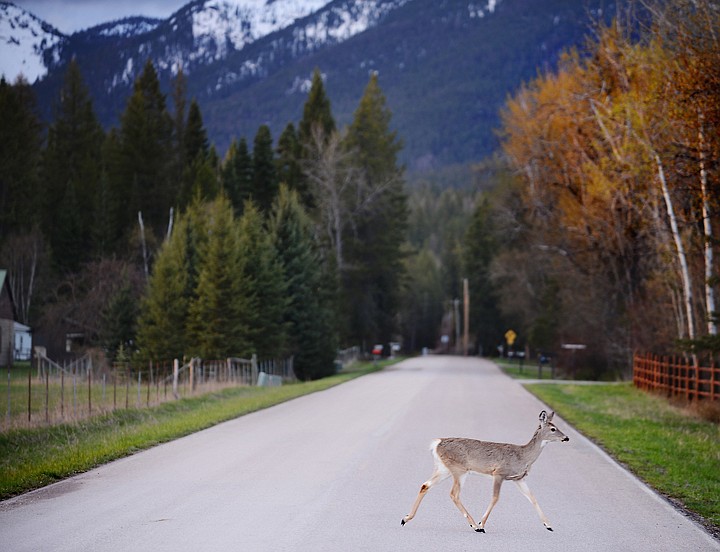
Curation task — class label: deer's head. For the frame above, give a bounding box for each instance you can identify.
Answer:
[538,410,569,444]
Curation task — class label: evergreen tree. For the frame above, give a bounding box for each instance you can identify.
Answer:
[298,68,336,145]
[184,99,209,163]
[222,138,253,215]
[462,197,504,355]
[171,68,188,168]
[270,186,337,379]
[111,59,174,240]
[297,68,336,211]
[400,249,444,352]
[190,156,220,204]
[42,59,104,272]
[342,73,407,350]
[237,200,288,358]
[99,276,139,361]
[186,195,252,358]
[276,122,302,193]
[93,167,116,257]
[0,77,43,241]
[136,212,191,360]
[252,125,278,214]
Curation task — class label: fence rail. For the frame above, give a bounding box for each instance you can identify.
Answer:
[633,353,719,401]
[3,353,295,430]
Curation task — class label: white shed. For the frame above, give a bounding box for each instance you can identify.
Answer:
[14,322,31,361]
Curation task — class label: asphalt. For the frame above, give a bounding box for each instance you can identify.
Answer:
[1,356,718,551]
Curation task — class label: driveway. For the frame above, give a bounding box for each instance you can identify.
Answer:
[1,356,717,551]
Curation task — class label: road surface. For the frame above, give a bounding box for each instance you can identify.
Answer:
[1,356,718,551]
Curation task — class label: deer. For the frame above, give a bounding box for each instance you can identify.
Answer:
[401,410,569,533]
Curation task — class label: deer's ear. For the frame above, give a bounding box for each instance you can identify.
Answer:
[539,410,548,425]
[547,411,555,422]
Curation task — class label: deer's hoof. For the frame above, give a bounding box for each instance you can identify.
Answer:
[475,528,485,533]
[401,519,406,526]
[546,526,554,532]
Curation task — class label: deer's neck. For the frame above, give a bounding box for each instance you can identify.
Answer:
[522,428,547,463]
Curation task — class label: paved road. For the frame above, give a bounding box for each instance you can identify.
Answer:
[1,356,718,551]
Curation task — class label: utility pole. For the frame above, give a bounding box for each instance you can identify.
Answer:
[453,298,460,354]
[463,278,469,356]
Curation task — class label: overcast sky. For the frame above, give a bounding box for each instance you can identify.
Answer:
[14,0,189,34]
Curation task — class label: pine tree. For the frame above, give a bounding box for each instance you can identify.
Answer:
[276,122,302,193]
[0,77,43,241]
[222,137,253,215]
[342,73,407,351]
[184,99,209,163]
[112,59,174,240]
[297,68,336,211]
[298,68,336,145]
[186,195,252,358]
[252,125,278,214]
[42,59,104,272]
[100,277,139,361]
[462,197,504,355]
[269,186,337,379]
[136,212,191,360]
[171,68,188,168]
[237,200,288,357]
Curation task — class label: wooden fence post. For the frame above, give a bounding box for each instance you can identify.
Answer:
[189,359,195,393]
[88,364,92,415]
[173,359,179,399]
[251,354,258,386]
[27,364,31,422]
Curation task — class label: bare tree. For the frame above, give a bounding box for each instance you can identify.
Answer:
[0,228,46,325]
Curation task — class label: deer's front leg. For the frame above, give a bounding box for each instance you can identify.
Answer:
[514,479,553,531]
[479,474,504,532]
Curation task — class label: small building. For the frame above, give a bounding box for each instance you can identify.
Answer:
[14,322,32,361]
[0,269,18,367]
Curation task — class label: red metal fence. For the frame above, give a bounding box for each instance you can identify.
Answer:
[633,353,719,401]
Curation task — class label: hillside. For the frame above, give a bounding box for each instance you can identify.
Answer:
[3,0,614,169]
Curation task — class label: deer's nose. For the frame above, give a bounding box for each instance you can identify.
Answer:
[562,437,569,442]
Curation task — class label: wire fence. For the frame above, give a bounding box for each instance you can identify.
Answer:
[633,352,719,401]
[3,350,295,431]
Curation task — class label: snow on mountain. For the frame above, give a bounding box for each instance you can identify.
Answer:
[294,0,412,48]
[210,0,414,92]
[1,0,422,89]
[0,2,65,83]
[188,0,328,60]
[96,17,163,38]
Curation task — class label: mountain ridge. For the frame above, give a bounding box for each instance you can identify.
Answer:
[1,0,613,170]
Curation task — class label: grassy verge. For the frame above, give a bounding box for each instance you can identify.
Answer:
[0,360,392,500]
[525,382,720,535]
[494,358,556,380]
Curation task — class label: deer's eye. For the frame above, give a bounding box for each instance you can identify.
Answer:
[550,428,556,432]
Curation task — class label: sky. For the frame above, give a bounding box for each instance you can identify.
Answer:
[13,0,189,34]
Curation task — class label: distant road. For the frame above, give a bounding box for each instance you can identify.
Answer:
[1,356,717,551]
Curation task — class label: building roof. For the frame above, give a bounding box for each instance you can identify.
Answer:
[0,269,18,322]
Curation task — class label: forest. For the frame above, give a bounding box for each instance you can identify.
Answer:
[0,0,718,379]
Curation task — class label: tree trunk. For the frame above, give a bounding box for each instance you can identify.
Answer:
[698,113,717,335]
[655,154,695,341]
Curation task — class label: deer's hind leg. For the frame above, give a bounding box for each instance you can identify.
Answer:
[449,471,483,532]
[401,464,450,526]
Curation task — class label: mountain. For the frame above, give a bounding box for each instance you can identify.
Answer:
[0,2,63,83]
[1,0,613,170]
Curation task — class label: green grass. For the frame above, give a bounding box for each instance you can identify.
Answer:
[495,358,557,380]
[525,382,720,534]
[0,360,391,500]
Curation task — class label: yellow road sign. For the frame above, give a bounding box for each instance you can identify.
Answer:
[505,329,517,346]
